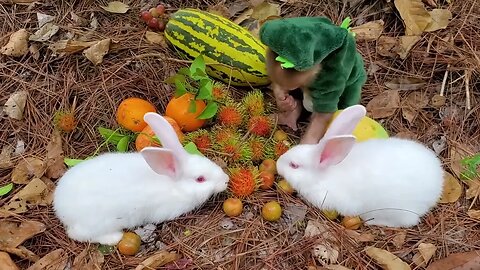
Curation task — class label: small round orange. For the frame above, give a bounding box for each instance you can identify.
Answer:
[117,232,141,256]
[135,117,184,151]
[277,179,294,194]
[165,92,206,132]
[259,159,277,174]
[116,97,157,132]
[259,171,275,190]
[341,216,362,230]
[223,198,243,217]
[261,201,282,222]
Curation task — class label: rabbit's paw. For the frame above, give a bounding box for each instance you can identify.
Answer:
[95,231,124,245]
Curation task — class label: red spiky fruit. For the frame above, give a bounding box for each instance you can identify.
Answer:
[228,166,258,197]
[212,82,230,102]
[247,115,272,137]
[216,137,252,164]
[213,128,238,145]
[249,136,266,162]
[185,129,212,154]
[274,140,290,159]
[217,105,243,128]
[54,111,76,132]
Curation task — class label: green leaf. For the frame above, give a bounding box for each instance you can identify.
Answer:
[189,55,206,76]
[0,183,14,196]
[165,73,186,85]
[177,67,191,76]
[184,142,203,156]
[116,136,130,152]
[175,79,188,97]
[64,158,85,167]
[197,79,213,100]
[197,101,218,119]
[98,127,126,144]
[191,68,208,80]
[188,99,197,113]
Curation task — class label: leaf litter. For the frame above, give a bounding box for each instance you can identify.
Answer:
[25,248,68,270]
[100,1,130,14]
[365,246,410,270]
[11,157,45,184]
[3,91,28,120]
[45,129,67,179]
[366,90,400,119]
[0,220,46,248]
[0,29,30,57]
[439,171,462,203]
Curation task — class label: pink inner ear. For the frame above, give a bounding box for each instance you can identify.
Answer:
[319,136,356,168]
[140,147,178,179]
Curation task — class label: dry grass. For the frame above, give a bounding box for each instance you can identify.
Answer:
[0,0,479,269]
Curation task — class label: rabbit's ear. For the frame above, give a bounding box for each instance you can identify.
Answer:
[140,147,180,178]
[143,112,188,160]
[323,105,366,138]
[317,135,356,168]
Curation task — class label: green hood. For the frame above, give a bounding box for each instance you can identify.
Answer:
[259,17,348,71]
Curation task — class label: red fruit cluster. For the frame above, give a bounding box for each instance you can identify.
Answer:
[140,4,167,31]
[217,105,243,128]
[248,115,272,137]
[229,167,257,197]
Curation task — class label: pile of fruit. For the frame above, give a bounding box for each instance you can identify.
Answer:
[139,4,169,31]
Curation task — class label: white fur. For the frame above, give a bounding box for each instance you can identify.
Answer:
[276,106,444,228]
[53,113,229,245]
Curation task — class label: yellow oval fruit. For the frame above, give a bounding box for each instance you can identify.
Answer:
[277,179,294,195]
[341,216,362,230]
[329,110,389,142]
[117,232,141,256]
[261,201,282,222]
[223,198,243,217]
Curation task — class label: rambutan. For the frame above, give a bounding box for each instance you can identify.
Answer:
[214,135,252,164]
[247,115,273,137]
[248,136,267,162]
[211,127,239,145]
[212,82,231,102]
[265,139,291,160]
[53,110,76,132]
[216,103,245,128]
[228,166,259,197]
[241,89,266,117]
[184,129,212,154]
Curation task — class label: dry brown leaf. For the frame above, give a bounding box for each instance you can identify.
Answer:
[0,246,39,262]
[83,39,111,65]
[29,23,59,42]
[385,77,426,91]
[392,231,407,248]
[394,0,432,36]
[377,36,398,57]
[395,131,417,140]
[45,129,66,179]
[365,246,411,270]
[0,220,46,248]
[426,250,480,270]
[351,20,384,41]
[228,1,250,17]
[422,0,437,7]
[145,31,168,47]
[4,90,28,120]
[449,145,476,179]
[325,265,352,270]
[233,8,254,25]
[29,44,40,60]
[0,251,19,270]
[207,3,230,18]
[26,248,68,270]
[345,230,375,242]
[425,9,452,32]
[250,1,280,20]
[467,210,480,220]
[397,35,421,59]
[0,29,30,57]
[71,248,104,270]
[439,171,462,203]
[412,243,437,267]
[36,12,54,28]
[366,90,400,119]
[402,91,429,123]
[465,180,480,200]
[49,40,97,54]
[0,145,14,169]
[11,157,45,184]
[135,251,181,270]
[431,94,446,107]
[100,1,130,14]
[1,177,53,214]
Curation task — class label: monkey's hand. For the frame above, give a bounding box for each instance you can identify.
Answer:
[276,99,302,131]
[276,94,297,112]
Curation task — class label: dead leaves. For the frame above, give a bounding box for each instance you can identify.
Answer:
[1,177,55,216]
[304,220,340,266]
[351,20,384,41]
[365,246,410,270]
[412,243,437,267]
[26,249,68,270]
[425,9,453,32]
[145,31,168,47]
[234,0,281,37]
[0,252,19,270]
[394,0,452,35]
[29,23,59,42]
[0,29,30,57]
[426,250,480,270]
[439,171,462,203]
[402,91,429,123]
[11,157,45,184]
[3,91,28,120]
[135,251,181,270]
[0,220,46,248]
[49,40,98,54]
[45,129,67,179]
[366,90,400,119]
[100,1,130,14]
[377,35,421,59]
[71,248,104,270]
[82,39,111,65]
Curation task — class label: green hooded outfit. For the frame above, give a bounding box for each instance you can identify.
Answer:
[259,17,367,113]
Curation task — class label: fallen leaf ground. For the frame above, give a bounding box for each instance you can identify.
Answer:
[1,0,480,269]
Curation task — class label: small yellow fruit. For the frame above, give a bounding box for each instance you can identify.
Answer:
[261,201,282,221]
[277,179,294,194]
[223,198,243,217]
[341,216,362,230]
[322,209,339,220]
[273,129,288,141]
[259,159,277,174]
[117,232,141,256]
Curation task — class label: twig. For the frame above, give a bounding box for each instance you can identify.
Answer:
[440,64,450,97]
[465,70,471,111]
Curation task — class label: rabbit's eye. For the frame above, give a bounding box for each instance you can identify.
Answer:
[196,176,206,183]
[289,162,299,169]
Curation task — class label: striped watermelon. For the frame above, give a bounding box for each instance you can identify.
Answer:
[164,8,270,87]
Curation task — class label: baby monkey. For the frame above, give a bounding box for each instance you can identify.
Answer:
[266,48,333,145]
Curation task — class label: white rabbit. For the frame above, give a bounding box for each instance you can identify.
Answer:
[53,112,229,245]
[276,105,444,228]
